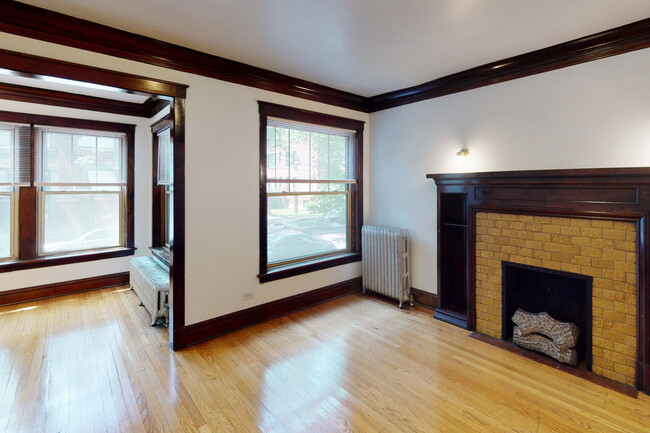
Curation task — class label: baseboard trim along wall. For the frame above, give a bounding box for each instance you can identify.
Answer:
[0,272,130,307]
[185,277,362,346]
[411,287,438,310]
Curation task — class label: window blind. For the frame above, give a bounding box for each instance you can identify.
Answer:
[267,117,356,137]
[0,123,30,187]
[34,127,126,187]
[266,117,358,182]
[157,127,173,186]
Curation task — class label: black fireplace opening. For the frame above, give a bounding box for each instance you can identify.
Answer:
[502,261,593,369]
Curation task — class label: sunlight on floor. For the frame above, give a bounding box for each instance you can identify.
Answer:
[0,305,38,315]
[261,336,349,431]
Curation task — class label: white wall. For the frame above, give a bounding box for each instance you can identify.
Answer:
[0,99,152,291]
[369,48,650,295]
[0,33,370,326]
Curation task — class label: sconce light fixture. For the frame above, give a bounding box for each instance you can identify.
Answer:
[456,148,469,158]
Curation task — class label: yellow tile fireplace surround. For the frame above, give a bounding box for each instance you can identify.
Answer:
[428,168,650,394]
[475,213,636,386]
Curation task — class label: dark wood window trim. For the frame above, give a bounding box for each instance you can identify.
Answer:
[151,116,173,267]
[0,110,135,273]
[0,81,154,118]
[258,102,364,283]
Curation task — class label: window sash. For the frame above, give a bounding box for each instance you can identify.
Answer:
[0,124,30,187]
[38,189,125,255]
[267,191,352,267]
[164,185,174,247]
[266,121,357,183]
[157,127,173,186]
[35,127,127,187]
[0,190,17,260]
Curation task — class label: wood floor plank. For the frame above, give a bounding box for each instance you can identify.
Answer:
[0,288,648,432]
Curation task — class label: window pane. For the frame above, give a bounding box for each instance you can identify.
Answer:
[44,132,73,183]
[269,127,289,180]
[42,193,121,253]
[42,131,123,185]
[328,135,347,180]
[267,194,347,264]
[0,129,12,184]
[0,195,11,258]
[98,136,123,183]
[166,188,174,245]
[310,133,329,181]
[267,125,352,182]
[289,129,310,179]
[73,135,97,183]
[157,128,173,185]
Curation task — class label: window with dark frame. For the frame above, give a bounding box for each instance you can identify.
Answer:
[0,111,135,272]
[258,102,364,283]
[150,116,173,266]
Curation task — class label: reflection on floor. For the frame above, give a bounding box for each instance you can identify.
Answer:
[0,286,649,432]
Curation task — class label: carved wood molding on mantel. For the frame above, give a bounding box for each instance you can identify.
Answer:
[427,167,650,394]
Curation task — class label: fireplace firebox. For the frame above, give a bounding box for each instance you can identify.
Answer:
[502,261,593,369]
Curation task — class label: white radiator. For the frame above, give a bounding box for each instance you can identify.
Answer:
[361,225,411,308]
[130,256,170,326]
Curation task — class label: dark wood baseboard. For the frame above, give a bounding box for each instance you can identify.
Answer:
[434,308,469,329]
[639,361,650,395]
[0,272,130,307]
[411,287,438,310]
[185,277,362,346]
[470,332,638,398]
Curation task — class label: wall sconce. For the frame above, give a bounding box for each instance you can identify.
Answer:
[456,149,469,159]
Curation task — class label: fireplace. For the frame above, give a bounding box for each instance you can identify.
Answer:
[429,167,650,393]
[502,261,593,369]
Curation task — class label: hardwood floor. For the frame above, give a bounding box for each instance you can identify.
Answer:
[0,287,648,433]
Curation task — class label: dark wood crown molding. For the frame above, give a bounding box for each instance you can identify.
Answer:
[1,3,649,113]
[370,18,650,112]
[144,97,171,118]
[0,48,187,99]
[0,1,368,112]
[0,81,151,117]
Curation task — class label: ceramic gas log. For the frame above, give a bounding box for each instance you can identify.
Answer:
[512,309,579,366]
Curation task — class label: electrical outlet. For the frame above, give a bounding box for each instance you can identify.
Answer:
[242,291,255,301]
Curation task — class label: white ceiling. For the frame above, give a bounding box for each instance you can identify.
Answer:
[20,0,650,97]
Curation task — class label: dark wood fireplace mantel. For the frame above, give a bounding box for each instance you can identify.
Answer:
[427,167,650,393]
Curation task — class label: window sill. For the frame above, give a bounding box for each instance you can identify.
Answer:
[0,247,136,273]
[258,252,361,283]
[150,246,171,269]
